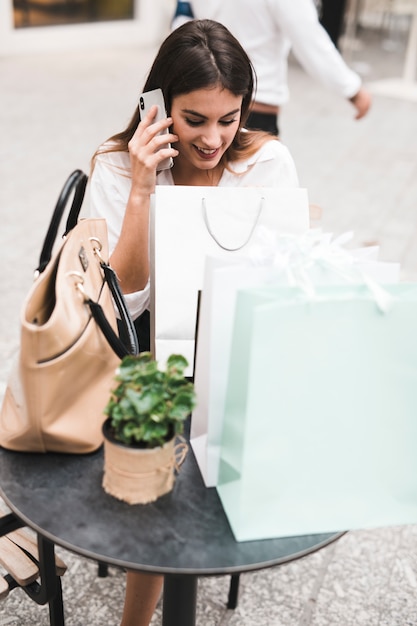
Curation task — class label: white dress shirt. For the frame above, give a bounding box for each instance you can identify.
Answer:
[182,0,361,106]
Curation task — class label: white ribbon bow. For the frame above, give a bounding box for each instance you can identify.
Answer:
[247,228,394,314]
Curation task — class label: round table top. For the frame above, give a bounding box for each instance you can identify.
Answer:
[0,442,343,575]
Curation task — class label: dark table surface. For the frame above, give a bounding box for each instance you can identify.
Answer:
[0,438,343,576]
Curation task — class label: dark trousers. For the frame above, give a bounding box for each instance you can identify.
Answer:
[319,0,348,49]
[245,111,279,136]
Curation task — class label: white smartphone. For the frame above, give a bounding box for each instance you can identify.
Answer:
[139,88,173,171]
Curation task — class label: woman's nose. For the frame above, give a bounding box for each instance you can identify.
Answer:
[200,125,221,147]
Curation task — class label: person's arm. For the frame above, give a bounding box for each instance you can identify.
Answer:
[272,0,371,117]
[89,108,178,319]
[106,107,178,295]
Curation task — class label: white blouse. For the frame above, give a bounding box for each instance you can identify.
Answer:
[89,139,299,319]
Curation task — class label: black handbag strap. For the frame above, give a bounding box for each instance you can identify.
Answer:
[78,263,139,359]
[36,170,88,276]
[99,263,139,357]
[37,170,140,358]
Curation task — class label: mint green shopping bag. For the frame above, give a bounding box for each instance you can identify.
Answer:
[217,283,417,542]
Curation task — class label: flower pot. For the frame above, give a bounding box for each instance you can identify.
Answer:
[102,418,187,505]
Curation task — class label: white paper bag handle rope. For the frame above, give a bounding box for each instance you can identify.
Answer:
[202,197,264,251]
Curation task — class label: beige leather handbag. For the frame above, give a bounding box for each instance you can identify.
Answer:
[0,170,139,453]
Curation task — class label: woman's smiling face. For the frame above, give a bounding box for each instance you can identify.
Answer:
[170,85,242,174]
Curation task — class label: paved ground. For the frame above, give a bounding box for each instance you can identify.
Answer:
[0,17,417,626]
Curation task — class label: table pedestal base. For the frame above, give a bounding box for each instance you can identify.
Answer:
[163,574,198,626]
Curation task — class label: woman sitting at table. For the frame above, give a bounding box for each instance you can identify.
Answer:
[89,18,300,626]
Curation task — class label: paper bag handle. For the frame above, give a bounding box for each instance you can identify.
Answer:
[202,197,264,251]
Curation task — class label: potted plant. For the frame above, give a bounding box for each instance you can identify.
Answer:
[102,352,196,505]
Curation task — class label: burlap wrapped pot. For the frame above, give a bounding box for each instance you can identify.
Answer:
[102,419,188,504]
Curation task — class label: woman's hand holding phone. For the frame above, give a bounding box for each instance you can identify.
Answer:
[116,94,178,293]
[138,88,178,170]
[128,107,178,196]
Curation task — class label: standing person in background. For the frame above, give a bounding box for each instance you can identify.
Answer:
[172,0,371,135]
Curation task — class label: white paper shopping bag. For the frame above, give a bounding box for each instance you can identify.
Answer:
[191,257,276,486]
[150,185,310,376]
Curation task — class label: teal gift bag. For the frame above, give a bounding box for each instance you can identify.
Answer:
[217,283,417,542]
